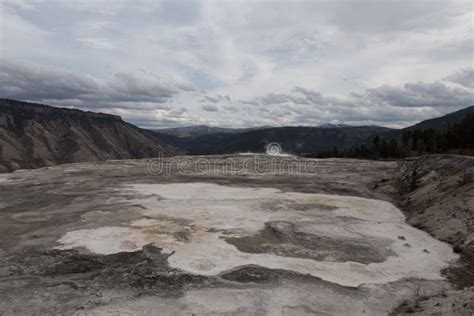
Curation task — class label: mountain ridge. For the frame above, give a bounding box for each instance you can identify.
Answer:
[0,99,180,172]
[407,106,474,131]
[150,106,473,155]
[1,99,472,172]
[154,125,271,138]
[157,125,393,155]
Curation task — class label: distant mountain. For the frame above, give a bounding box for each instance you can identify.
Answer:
[1,99,472,172]
[156,124,351,138]
[150,125,393,155]
[150,105,474,156]
[154,125,271,138]
[406,106,474,131]
[380,105,474,140]
[0,99,179,172]
[317,123,351,128]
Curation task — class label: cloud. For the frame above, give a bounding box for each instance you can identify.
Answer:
[201,95,232,103]
[237,68,473,127]
[201,104,219,112]
[292,87,323,104]
[250,69,474,111]
[444,68,474,89]
[223,105,239,113]
[0,58,183,108]
[1,58,472,128]
[0,58,99,100]
[202,96,220,103]
[105,72,178,103]
[0,1,472,128]
[256,93,310,105]
[75,37,118,50]
[364,81,473,108]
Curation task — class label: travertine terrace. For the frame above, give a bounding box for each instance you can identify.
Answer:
[0,155,468,315]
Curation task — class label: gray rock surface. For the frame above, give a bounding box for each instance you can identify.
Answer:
[0,154,472,315]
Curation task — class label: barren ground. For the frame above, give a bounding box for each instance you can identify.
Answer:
[0,154,472,315]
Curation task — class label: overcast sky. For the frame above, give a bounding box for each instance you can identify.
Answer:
[0,0,473,128]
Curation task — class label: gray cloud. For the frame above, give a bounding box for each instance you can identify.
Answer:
[444,68,474,89]
[202,96,220,103]
[365,81,473,108]
[252,72,473,111]
[201,95,232,103]
[240,100,258,106]
[2,58,472,128]
[0,0,472,129]
[0,58,183,108]
[292,87,323,104]
[0,58,99,101]
[241,69,473,127]
[202,104,219,112]
[257,93,310,105]
[105,72,178,103]
[223,105,239,113]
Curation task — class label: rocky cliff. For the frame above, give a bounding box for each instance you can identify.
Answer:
[0,99,179,171]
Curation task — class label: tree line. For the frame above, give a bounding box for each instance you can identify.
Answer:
[305,113,474,159]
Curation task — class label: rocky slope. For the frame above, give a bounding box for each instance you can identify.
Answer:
[0,99,179,172]
[396,155,474,253]
[374,154,474,315]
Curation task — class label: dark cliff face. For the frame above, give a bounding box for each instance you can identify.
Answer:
[0,99,179,172]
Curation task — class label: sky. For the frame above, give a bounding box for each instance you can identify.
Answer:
[0,0,473,128]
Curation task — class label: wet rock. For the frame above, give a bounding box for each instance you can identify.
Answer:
[221,265,283,284]
[225,221,395,264]
[46,257,103,275]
